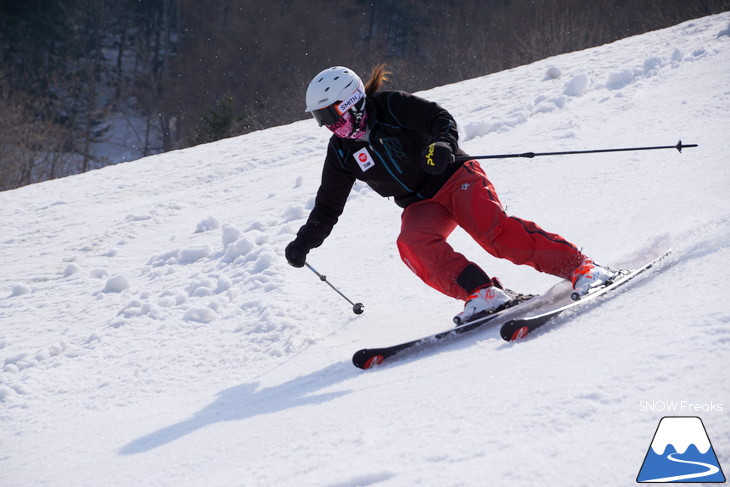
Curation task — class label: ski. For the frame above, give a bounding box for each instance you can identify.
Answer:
[352,295,534,369]
[500,249,672,341]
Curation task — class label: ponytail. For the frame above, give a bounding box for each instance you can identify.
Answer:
[364,64,390,95]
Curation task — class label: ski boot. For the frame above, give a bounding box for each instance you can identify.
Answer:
[454,279,512,326]
[570,259,616,300]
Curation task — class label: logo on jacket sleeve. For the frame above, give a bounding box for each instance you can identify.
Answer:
[354,148,375,172]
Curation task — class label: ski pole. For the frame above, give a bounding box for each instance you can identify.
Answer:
[454,140,697,163]
[305,262,364,315]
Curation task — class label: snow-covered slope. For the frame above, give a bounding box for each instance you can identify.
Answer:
[2,14,729,486]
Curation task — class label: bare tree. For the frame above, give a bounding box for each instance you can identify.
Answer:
[2,0,726,191]
[0,70,72,190]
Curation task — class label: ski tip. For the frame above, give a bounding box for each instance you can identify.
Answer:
[363,355,384,369]
[501,320,530,341]
[352,349,384,369]
[500,321,528,341]
[511,326,530,341]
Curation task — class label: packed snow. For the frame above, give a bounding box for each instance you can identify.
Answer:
[2,14,729,486]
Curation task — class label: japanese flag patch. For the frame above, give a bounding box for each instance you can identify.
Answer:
[353,148,375,172]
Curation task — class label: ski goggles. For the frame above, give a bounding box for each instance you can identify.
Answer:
[311,87,365,126]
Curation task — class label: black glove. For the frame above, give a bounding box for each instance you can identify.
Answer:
[421,141,454,174]
[285,240,309,268]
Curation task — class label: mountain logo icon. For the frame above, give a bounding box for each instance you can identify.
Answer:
[637,416,726,483]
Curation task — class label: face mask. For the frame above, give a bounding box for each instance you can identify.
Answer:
[326,109,368,140]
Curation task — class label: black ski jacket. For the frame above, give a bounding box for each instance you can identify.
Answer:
[296,90,468,249]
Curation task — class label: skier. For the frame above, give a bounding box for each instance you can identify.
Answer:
[285,65,613,324]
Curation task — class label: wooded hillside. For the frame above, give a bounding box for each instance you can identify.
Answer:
[1,0,725,191]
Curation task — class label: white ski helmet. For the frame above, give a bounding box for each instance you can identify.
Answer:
[305,66,365,126]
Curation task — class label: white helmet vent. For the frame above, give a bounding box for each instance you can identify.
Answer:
[305,66,364,112]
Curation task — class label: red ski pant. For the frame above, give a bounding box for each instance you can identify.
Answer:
[397,160,584,301]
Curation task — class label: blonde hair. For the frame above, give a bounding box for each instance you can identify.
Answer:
[364,64,390,95]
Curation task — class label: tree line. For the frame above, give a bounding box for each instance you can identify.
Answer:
[1,0,725,191]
